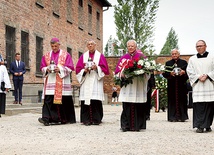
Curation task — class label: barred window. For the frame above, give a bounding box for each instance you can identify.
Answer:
[5,25,16,68]
[88,4,92,35]
[96,11,101,39]
[21,31,29,69]
[36,36,43,75]
[53,0,61,18]
[67,0,73,24]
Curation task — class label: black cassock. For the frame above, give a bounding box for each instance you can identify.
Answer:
[163,58,189,122]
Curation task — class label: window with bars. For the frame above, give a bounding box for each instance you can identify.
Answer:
[36,36,43,75]
[78,0,84,30]
[35,0,44,8]
[21,31,29,69]
[96,11,101,39]
[88,4,92,35]
[53,0,61,18]
[5,25,16,68]
[67,0,73,24]
[67,47,72,56]
[78,51,82,58]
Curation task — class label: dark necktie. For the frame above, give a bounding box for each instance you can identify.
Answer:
[18,61,19,67]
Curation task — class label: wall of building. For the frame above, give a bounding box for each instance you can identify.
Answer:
[0,0,107,102]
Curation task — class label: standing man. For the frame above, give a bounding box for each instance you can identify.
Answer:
[9,53,26,105]
[187,40,214,133]
[114,40,150,132]
[0,60,11,117]
[162,49,189,122]
[38,38,76,126]
[76,40,109,126]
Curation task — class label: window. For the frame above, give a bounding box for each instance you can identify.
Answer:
[53,0,61,18]
[36,36,43,75]
[21,31,29,69]
[88,4,92,35]
[67,47,72,57]
[5,25,16,68]
[67,0,73,24]
[78,0,84,30]
[96,11,101,39]
[35,0,44,8]
[79,0,83,7]
[78,51,82,58]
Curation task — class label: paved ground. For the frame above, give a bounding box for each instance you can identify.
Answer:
[0,104,213,155]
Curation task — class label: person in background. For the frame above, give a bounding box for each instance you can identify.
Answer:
[0,53,3,63]
[0,59,11,117]
[9,53,26,105]
[187,40,214,133]
[114,40,150,132]
[162,49,189,122]
[146,73,155,120]
[76,40,109,126]
[38,38,76,126]
[111,85,118,105]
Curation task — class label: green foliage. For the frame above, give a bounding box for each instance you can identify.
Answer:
[114,0,159,56]
[104,35,120,56]
[151,75,167,110]
[159,27,179,55]
[104,42,108,56]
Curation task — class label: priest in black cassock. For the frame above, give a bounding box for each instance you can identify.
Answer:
[162,49,189,122]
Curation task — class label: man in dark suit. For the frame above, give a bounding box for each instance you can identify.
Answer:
[9,53,26,105]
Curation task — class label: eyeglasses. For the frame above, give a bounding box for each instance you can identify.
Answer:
[196,45,205,48]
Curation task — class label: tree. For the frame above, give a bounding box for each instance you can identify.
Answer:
[104,35,120,56]
[114,0,159,56]
[159,27,179,55]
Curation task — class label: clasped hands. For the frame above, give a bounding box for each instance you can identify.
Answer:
[199,74,207,82]
[14,72,23,76]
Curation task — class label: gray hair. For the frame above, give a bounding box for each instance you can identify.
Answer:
[126,40,137,47]
[171,48,180,54]
[87,39,96,45]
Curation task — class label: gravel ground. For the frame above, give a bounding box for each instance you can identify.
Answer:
[0,105,213,155]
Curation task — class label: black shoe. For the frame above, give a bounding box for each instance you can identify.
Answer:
[121,127,129,132]
[0,114,1,117]
[38,117,44,124]
[38,118,50,126]
[146,116,150,121]
[206,128,212,132]
[92,122,100,125]
[196,128,204,133]
[83,122,91,126]
[169,119,177,122]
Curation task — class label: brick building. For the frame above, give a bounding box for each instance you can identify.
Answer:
[0,0,111,102]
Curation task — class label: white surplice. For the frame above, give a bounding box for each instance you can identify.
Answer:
[187,53,214,102]
[0,65,12,93]
[118,74,150,103]
[76,51,105,105]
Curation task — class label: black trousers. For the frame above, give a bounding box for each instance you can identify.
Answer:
[193,102,214,129]
[42,95,76,124]
[121,102,147,131]
[80,100,103,124]
[0,93,6,114]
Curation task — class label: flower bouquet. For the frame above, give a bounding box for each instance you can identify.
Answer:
[114,58,166,88]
